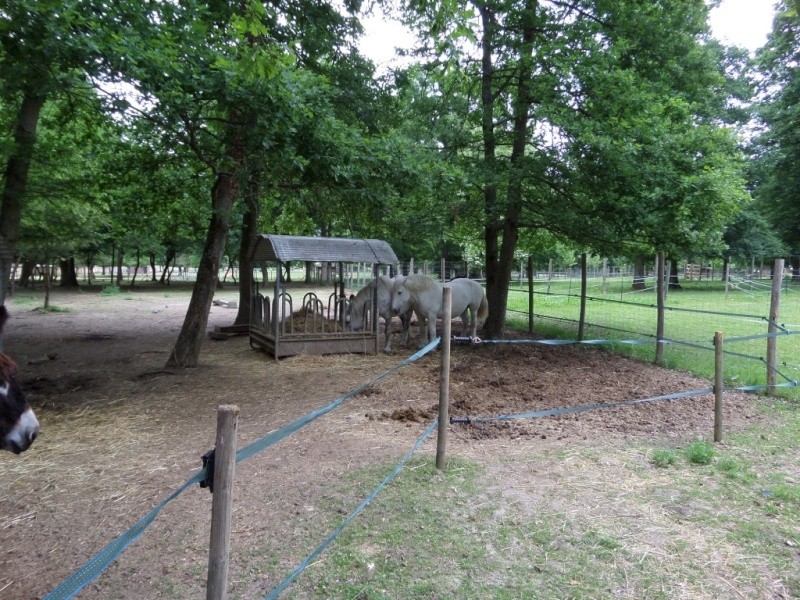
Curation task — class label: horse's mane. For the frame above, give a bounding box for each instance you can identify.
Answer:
[0,353,18,382]
[353,280,374,304]
[404,274,439,293]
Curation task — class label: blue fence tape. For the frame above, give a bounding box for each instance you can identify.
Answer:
[731,381,799,392]
[44,473,203,600]
[474,387,715,423]
[44,338,441,600]
[725,329,793,343]
[480,337,657,347]
[263,419,439,600]
[236,338,440,464]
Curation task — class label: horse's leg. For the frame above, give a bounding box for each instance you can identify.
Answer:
[417,313,428,346]
[459,309,470,337]
[426,311,437,347]
[400,312,411,347]
[469,305,478,338]
[383,316,393,353]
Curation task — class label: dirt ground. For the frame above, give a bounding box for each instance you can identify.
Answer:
[0,285,764,599]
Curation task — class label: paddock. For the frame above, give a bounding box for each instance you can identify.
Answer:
[0,286,781,599]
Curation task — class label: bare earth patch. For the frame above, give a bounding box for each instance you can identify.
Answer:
[0,286,766,599]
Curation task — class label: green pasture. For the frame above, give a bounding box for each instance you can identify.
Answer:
[281,400,800,600]
[504,276,800,400]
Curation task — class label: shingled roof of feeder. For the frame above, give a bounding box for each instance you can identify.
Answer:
[249,234,398,265]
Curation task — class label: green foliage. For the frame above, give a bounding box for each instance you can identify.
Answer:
[752,1,800,255]
[100,285,123,296]
[39,304,69,313]
[686,439,715,465]
[651,448,678,468]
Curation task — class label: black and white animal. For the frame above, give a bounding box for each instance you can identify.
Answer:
[0,306,38,454]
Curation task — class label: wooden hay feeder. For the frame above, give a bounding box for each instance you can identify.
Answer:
[248,234,399,358]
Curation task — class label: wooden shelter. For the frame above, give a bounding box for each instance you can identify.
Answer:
[249,234,399,358]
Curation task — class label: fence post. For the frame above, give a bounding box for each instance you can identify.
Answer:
[436,287,452,470]
[766,258,784,391]
[527,255,534,334]
[602,258,608,294]
[655,251,665,366]
[578,253,587,341]
[207,405,240,600]
[714,332,724,442]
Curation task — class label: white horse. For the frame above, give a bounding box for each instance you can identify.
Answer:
[346,275,412,353]
[391,274,488,346]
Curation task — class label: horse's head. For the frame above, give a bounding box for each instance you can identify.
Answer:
[391,279,413,316]
[0,307,38,454]
[346,294,368,332]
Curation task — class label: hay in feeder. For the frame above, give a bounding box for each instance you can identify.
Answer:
[281,305,346,334]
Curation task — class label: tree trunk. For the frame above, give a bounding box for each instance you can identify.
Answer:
[149,252,157,281]
[283,261,292,283]
[632,255,647,290]
[668,257,682,290]
[479,3,502,338]
[0,93,46,298]
[59,258,79,287]
[43,253,51,309]
[131,250,140,287]
[159,249,175,284]
[18,259,35,288]
[115,248,124,286]
[482,1,535,339]
[233,184,258,327]
[166,169,240,368]
[85,253,95,284]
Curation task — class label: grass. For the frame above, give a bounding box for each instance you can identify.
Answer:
[34,304,70,313]
[685,439,715,465]
[505,277,800,400]
[651,448,678,468]
[275,399,800,599]
[100,284,125,296]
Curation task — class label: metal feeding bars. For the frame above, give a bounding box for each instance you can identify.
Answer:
[248,234,399,358]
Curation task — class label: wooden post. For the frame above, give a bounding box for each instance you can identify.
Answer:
[207,405,240,600]
[436,287,452,470]
[766,258,784,391]
[441,257,446,281]
[602,258,608,294]
[655,251,665,366]
[409,257,415,275]
[527,255,534,334]
[714,332,724,442]
[578,253,587,341]
[724,259,730,295]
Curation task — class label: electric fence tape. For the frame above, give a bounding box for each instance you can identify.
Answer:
[473,387,715,423]
[44,338,441,600]
[263,418,439,600]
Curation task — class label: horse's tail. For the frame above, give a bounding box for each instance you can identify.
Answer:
[477,290,488,320]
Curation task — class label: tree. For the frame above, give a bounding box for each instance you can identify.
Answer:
[0,0,123,298]
[752,1,800,277]
[109,0,372,367]
[402,0,749,337]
